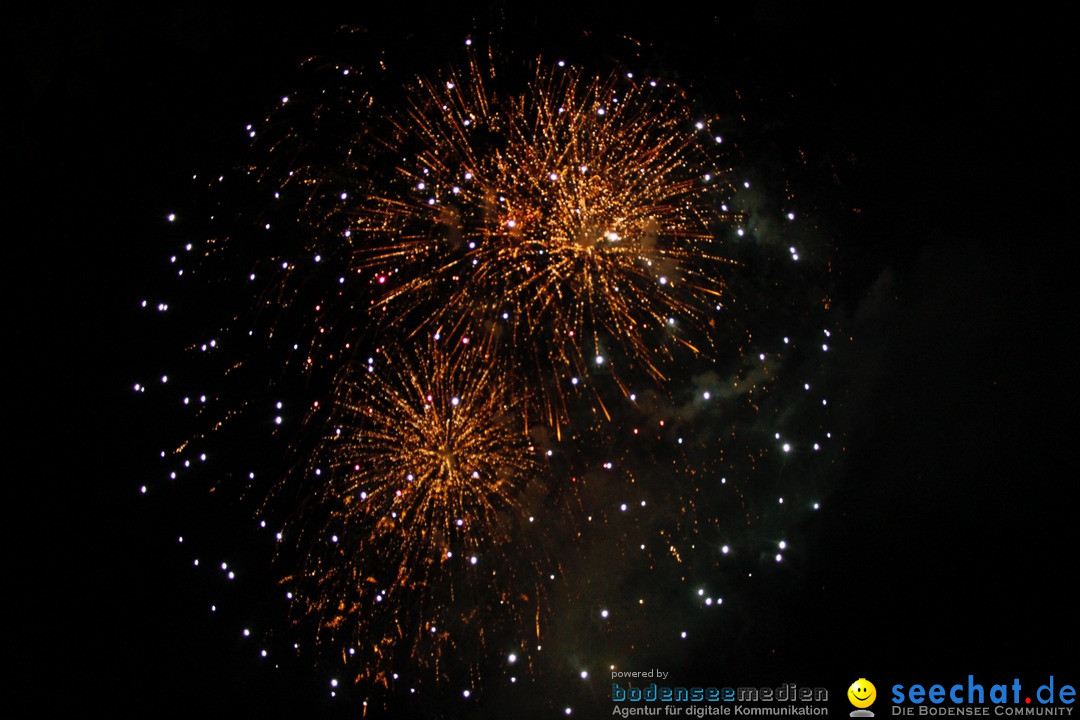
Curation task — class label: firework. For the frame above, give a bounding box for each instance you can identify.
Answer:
[277,338,550,685]
[265,54,744,428]
[142,36,841,714]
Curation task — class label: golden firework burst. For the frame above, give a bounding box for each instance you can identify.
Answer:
[280,339,547,684]
[349,56,740,427]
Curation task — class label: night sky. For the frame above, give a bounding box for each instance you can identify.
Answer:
[9,3,1076,718]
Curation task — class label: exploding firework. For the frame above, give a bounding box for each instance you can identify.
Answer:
[261,53,743,429]
[140,34,842,716]
[277,339,551,686]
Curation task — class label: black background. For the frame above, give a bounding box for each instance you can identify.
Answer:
[8,2,1075,717]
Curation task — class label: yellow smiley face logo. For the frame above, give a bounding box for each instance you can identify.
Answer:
[848,679,877,708]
